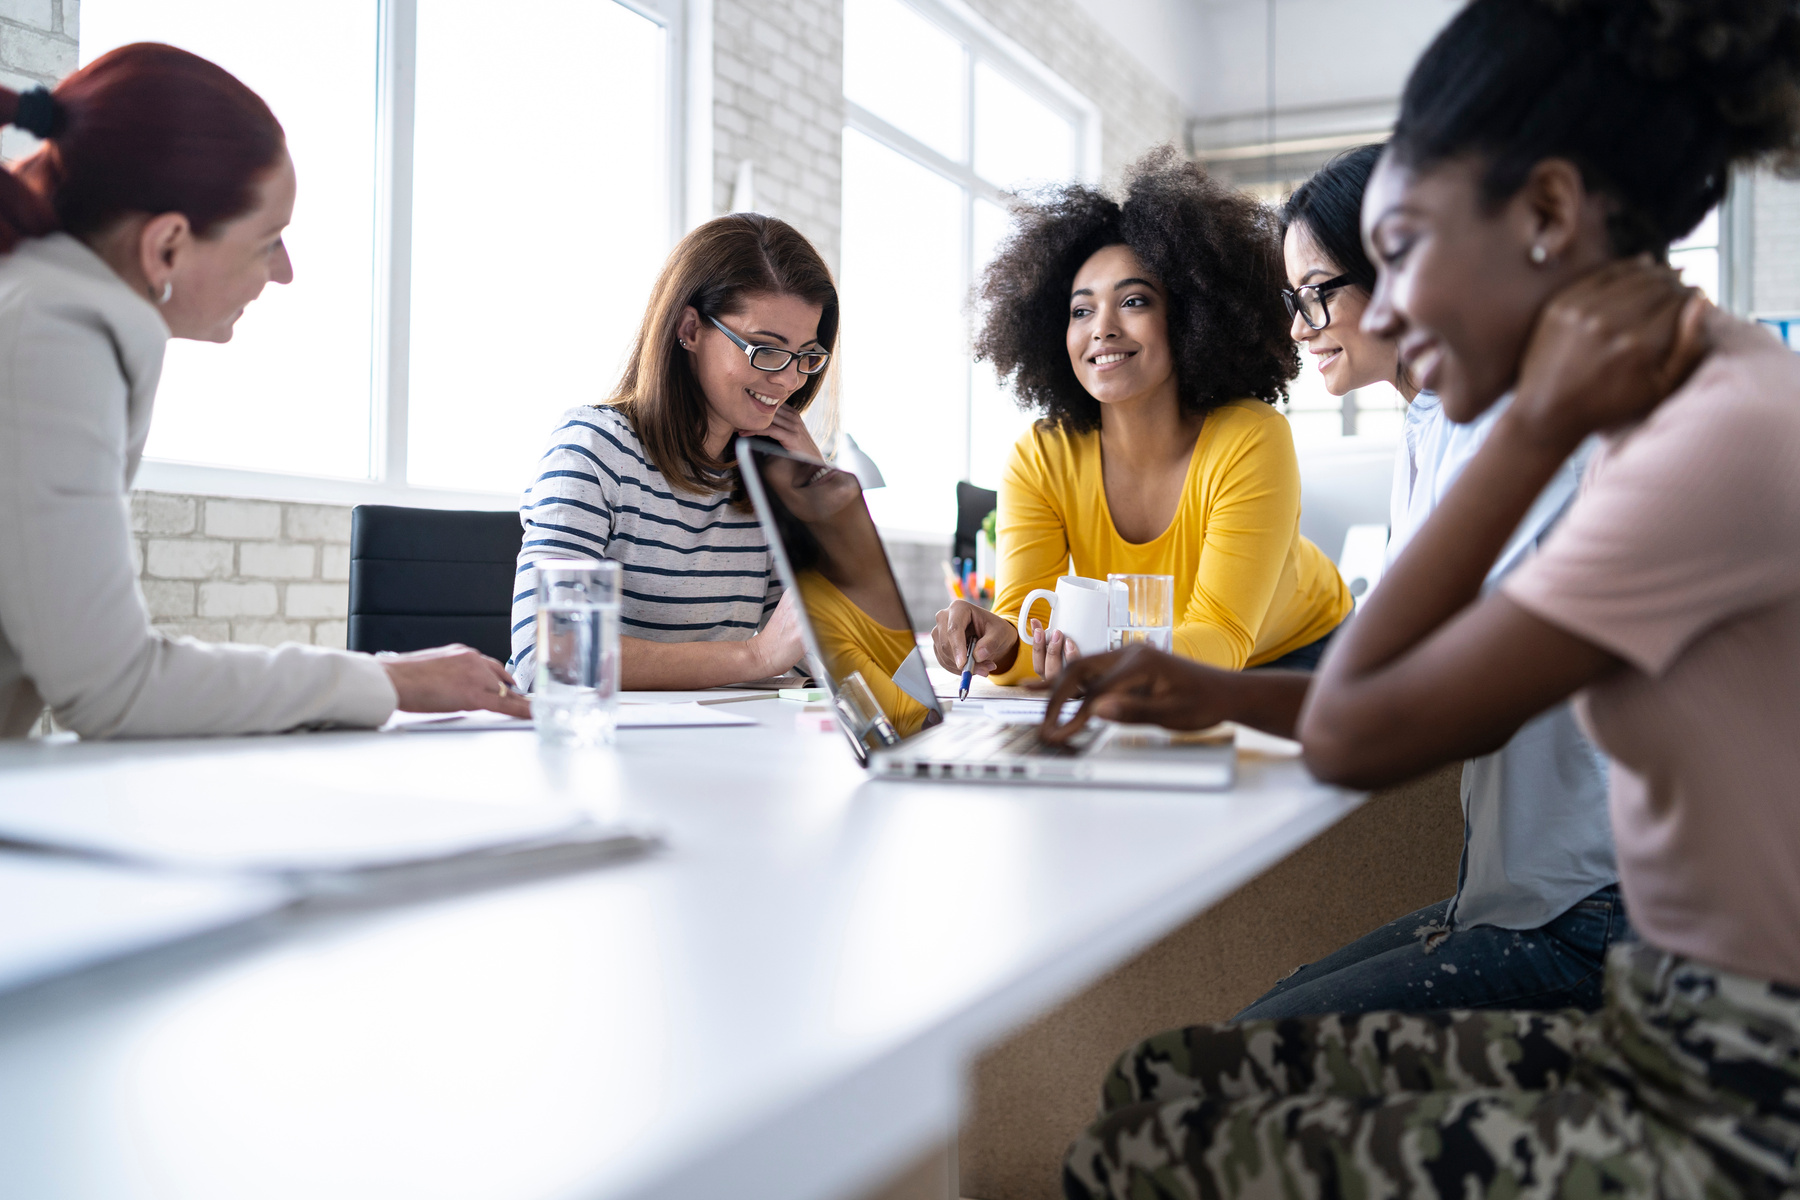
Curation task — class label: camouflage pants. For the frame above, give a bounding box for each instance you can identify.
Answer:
[1064,944,1800,1200]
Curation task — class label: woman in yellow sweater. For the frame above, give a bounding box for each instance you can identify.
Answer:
[932,149,1351,685]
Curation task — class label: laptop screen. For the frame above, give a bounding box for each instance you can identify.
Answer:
[737,437,944,764]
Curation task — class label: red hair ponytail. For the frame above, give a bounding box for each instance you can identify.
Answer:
[0,42,284,254]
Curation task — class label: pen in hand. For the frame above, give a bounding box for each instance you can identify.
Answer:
[958,628,977,701]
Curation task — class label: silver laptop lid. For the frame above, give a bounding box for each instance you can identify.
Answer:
[737,437,945,766]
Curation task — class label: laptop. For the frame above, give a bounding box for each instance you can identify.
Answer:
[738,438,1234,790]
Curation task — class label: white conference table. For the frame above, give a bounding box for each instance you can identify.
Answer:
[0,700,1357,1200]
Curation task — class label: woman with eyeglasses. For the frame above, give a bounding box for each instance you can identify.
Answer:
[929,149,1352,686]
[508,213,835,690]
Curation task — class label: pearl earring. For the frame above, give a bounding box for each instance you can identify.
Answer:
[1529,244,1548,265]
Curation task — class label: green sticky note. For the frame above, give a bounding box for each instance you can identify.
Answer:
[778,687,829,703]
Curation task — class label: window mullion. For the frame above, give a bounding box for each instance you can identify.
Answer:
[962,45,975,482]
[844,100,1004,204]
[372,0,417,485]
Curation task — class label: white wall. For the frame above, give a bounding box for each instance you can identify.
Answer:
[1064,0,1458,136]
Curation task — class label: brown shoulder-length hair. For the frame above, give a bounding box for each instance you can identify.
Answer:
[608,213,839,495]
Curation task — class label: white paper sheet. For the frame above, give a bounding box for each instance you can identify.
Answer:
[386,703,756,733]
[618,691,775,706]
[0,852,288,993]
[972,699,1082,724]
[620,703,756,728]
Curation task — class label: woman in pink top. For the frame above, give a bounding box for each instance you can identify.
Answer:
[1054,1,1800,1197]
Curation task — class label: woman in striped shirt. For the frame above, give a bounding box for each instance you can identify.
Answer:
[510,214,836,690]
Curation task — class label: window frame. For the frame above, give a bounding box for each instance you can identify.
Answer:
[840,0,1100,530]
[131,0,695,511]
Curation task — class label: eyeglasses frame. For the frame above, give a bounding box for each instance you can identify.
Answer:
[1281,273,1355,331]
[706,314,831,376]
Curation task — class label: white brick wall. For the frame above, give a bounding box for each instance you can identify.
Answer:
[1751,168,1800,314]
[713,0,844,272]
[131,493,355,649]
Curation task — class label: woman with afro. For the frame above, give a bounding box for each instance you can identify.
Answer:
[930,148,1351,685]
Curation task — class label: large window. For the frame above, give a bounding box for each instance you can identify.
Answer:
[840,0,1095,534]
[80,0,681,504]
[82,1,380,481]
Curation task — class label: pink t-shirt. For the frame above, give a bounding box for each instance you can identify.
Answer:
[1504,315,1800,989]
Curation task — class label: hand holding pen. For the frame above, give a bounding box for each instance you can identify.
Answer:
[930,599,1021,685]
[958,630,977,700]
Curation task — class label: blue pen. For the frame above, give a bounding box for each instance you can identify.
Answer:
[958,629,976,700]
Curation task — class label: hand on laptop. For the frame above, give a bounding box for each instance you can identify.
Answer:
[932,600,1019,679]
[1029,647,1267,741]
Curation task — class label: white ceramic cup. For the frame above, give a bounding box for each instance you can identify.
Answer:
[1015,575,1109,658]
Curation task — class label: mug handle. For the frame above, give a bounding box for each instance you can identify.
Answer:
[1017,588,1057,642]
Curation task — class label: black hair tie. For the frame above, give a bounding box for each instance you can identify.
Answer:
[12,86,61,139]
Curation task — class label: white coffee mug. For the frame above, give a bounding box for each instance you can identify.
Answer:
[1016,575,1109,658]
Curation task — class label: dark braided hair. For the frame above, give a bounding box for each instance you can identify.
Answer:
[974,147,1298,433]
[1391,0,1800,256]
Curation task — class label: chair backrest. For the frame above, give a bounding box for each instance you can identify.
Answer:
[348,506,522,662]
[952,481,998,562]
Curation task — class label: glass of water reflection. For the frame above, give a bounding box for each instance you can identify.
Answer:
[533,559,621,747]
[1107,573,1175,652]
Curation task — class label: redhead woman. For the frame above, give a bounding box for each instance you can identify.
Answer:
[508,214,836,691]
[931,149,1352,686]
[1058,0,1800,1195]
[0,45,523,739]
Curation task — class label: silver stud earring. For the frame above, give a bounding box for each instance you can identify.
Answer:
[1529,244,1548,265]
[679,338,689,349]
[158,280,173,304]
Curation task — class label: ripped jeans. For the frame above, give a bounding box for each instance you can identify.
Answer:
[1233,885,1632,1020]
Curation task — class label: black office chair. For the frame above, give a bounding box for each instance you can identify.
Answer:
[952,481,998,565]
[348,506,523,663]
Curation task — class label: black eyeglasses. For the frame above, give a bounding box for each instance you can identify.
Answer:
[1281,274,1354,331]
[707,315,830,375]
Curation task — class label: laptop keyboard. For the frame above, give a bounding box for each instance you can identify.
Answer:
[925,720,1087,759]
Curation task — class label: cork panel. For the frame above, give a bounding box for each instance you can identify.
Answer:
[958,763,1464,1200]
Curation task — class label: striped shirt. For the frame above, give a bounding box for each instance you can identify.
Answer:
[509,404,780,688]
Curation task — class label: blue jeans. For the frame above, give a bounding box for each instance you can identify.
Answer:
[1250,622,1340,673]
[1234,884,1633,1020]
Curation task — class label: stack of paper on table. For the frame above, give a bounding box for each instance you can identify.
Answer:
[0,755,656,995]
[924,663,1033,701]
[0,851,287,995]
[0,757,650,877]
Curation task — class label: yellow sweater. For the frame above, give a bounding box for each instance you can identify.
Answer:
[993,400,1351,683]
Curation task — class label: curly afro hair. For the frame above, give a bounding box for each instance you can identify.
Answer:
[973,147,1297,434]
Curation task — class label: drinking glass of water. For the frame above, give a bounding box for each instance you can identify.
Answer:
[1107,573,1174,652]
[533,559,621,747]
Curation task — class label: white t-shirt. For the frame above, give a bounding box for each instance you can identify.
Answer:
[1389,392,1614,930]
